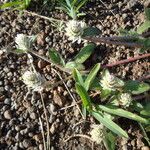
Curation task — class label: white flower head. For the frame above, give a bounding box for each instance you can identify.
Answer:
[65,20,87,43]
[100,70,124,91]
[15,34,35,52]
[22,70,45,91]
[118,93,132,107]
[90,124,105,144]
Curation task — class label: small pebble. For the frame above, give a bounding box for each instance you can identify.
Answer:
[141,146,150,150]
[4,98,11,105]
[4,110,12,119]
[22,139,31,148]
[30,112,37,120]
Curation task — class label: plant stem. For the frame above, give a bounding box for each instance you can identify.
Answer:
[38,114,47,150]
[40,92,51,150]
[84,36,143,48]
[28,50,71,74]
[102,53,150,68]
[64,134,93,143]
[23,10,65,23]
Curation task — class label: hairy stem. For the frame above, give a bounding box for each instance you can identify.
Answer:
[102,53,150,68]
[84,36,143,48]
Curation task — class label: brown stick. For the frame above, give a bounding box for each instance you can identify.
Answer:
[102,53,150,68]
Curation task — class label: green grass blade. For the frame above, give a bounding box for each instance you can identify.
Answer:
[75,83,91,108]
[91,111,128,138]
[84,63,100,91]
[73,68,84,86]
[0,1,22,9]
[98,105,150,124]
[76,0,88,11]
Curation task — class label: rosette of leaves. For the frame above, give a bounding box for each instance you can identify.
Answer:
[57,0,88,19]
[48,43,96,72]
[0,0,31,10]
[73,64,150,142]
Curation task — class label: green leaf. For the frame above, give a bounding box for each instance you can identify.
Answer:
[75,0,88,11]
[49,48,65,66]
[104,132,116,150]
[90,77,102,90]
[91,111,128,138]
[101,89,112,100]
[74,43,96,64]
[124,80,150,95]
[14,49,26,54]
[82,27,101,37]
[137,21,150,34]
[73,68,84,86]
[84,63,100,91]
[140,103,150,117]
[65,0,72,8]
[65,61,85,70]
[145,8,150,21]
[0,1,22,9]
[98,105,150,124]
[75,83,91,108]
[131,101,144,112]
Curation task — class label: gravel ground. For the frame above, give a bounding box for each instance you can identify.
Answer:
[0,0,150,150]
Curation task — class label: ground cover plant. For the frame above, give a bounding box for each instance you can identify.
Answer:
[0,0,150,150]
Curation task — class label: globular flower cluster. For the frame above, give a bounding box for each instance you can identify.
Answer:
[15,34,35,52]
[118,93,132,108]
[100,70,124,91]
[22,70,45,91]
[65,20,87,43]
[90,124,104,144]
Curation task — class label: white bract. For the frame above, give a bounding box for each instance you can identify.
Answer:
[15,34,35,52]
[100,70,124,91]
[118,93,132,107]
[65,20,87,43]
[90,124,104,144]
[22,70,45,91]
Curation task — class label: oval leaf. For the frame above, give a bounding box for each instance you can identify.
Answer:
[124,80,150,95]
[49,48,65,66]
[65,61,85,70]
[137,21,150,34]
[74,43,96,64]
[82,27,101,37]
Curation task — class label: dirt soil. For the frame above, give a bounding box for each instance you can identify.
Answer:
[0,0,150,150]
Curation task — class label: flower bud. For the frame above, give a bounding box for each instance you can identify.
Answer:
[65,20,87,43]
[100,70,124,91]
[118,93,132,107]
[90,124,104,144]
[22,70,45,91]
[15,34,35,52]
